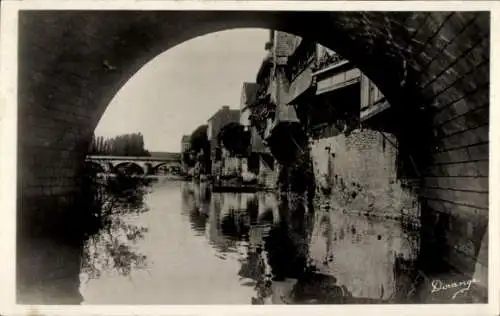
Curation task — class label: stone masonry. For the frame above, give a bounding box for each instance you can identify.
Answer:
[311,129,420,220]
[15,10,490,301]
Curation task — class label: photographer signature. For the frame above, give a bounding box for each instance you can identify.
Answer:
[431,278,480,300]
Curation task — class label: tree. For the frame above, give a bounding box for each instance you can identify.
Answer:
[217,122,251,157]
[182,151,196,168]
[190,125,209,153]
[87,133,150,156]
[189,125,211,174]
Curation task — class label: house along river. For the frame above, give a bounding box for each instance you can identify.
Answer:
[77,178,429,304]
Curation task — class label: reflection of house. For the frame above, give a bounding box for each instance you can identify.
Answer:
[240,82,277,188]
[180,135,192,173]
[207,106,240,176]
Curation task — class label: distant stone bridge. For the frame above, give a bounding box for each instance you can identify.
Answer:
[85,154,182,175]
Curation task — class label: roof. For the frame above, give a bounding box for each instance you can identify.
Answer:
[274,31,302,57]
[208,106,239,122]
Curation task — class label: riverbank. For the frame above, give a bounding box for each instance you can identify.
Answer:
[96,173,187,181]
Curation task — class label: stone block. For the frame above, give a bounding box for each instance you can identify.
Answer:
[437,107,489,136]
[430,148,470,164]
[425,161,488,178]
[467,143,489,161]
[433,84,482,112]
[446,12,477,34]
[437,125,488,151]
[432,89,488,124]
[442,21,484,60]
[443,246,480,279]
[431,84,463,108]
[413,12,453,45]
[447,18,484,51]
[422,187,488,209]
[424,176,488,193]
[423,41,488,97]
[425,198,487,234]
[430,143,488,164]
[405,12,432,36]
[425,34,451,60]
[423,30,485,90]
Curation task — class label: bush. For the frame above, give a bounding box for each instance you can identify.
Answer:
[79,172,151,281]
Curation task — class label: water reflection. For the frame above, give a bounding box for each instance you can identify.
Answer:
[20,177,484,304]
[180,182,422,304]
[181,181,210,235]
[80,175,152,285]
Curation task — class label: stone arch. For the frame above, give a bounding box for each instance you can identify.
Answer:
[17,11,490,296]
[144,162,154,176]
[105,162,115,174]
[152,162,184,175]
[84,161,106,174]
[19,11,489,179]
[113,162,146,175]
[17,14,468,122]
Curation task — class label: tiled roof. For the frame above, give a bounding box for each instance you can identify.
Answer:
[274,31,302,57]
[208,106,239,122]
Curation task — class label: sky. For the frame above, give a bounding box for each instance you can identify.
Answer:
[94,28,270,153]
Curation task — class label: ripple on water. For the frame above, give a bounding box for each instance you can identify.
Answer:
[78,180,426,304]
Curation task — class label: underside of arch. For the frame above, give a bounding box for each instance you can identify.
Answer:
[114,162,145,175]
[16,10,490,303]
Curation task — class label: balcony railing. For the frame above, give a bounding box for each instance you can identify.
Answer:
[312,51,347,73]
[286,41,316,82]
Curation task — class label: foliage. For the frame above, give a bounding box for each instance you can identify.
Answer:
[182,151,196,168]
[311,50,346,72]
[249,102,276,139]
[217,122,251,157]
[80,169,152,281]
[267,123,308,164]
[188,124,211,174]
[88,133,150,156]
[189,125,210,154]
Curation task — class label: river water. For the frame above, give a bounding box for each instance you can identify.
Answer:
[76,178,428,304]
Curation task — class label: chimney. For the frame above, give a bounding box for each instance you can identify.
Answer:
[222,105,230,110]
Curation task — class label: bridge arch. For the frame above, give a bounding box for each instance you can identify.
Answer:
[17,10,490,300]
[144,162,154,176]
[20,12,489,143]
[84,161,106,174]
[114,162,146,175]
[152,162,184,175]
[105,162,115,174]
